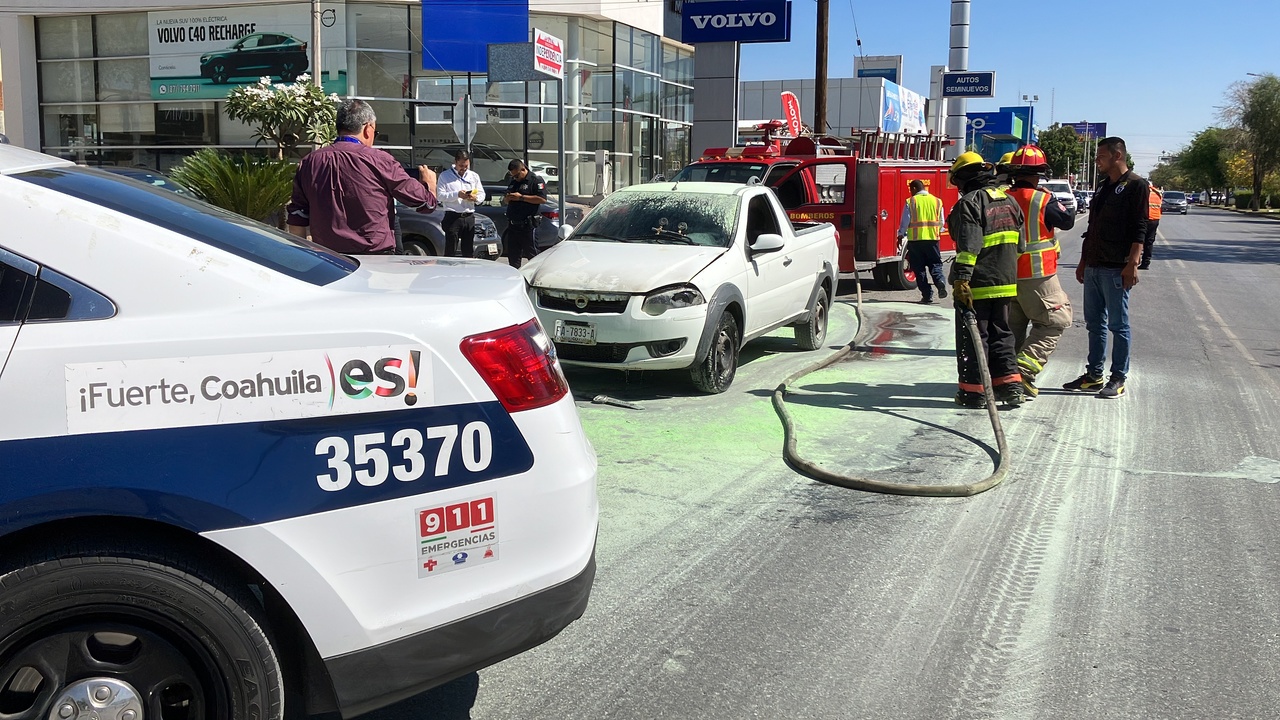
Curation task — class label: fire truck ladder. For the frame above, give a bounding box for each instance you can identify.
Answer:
[849,131,950,162]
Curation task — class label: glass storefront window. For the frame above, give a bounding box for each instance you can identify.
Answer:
[38,16,94,60]
[351,4,411,51]
[95,13,147,57]
[352,51,412,98]
[40,62,95,103]
[98,59,150,102]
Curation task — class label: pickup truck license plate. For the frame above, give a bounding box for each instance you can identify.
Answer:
[487,242,498,255]
[554,320,596,346]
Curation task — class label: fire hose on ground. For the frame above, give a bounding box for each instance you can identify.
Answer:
[770,281,1010,497]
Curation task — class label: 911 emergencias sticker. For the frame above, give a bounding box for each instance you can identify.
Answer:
[417,496,498,578]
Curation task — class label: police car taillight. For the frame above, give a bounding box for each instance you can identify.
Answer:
[460,318,568,413]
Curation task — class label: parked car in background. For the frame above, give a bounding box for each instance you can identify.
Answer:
[200,32,309,84]
[420,144,557,188]
[1188,192,1202,204]
[0,133,9,144]
[102,166,194,196]
[395,203,502,259]
[476,192,589,250]
[1040,179,1077,215]
[1161,190,1189,214]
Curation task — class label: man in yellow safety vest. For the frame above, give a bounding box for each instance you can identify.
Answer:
[1003,145,1076,399]
[896,179,949,304]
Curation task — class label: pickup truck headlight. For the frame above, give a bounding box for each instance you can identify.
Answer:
[642,285,705,316]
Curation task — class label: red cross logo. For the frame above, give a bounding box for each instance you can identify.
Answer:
[424,558,438,572]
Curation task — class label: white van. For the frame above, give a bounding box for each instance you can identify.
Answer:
[1040,179,1077,215]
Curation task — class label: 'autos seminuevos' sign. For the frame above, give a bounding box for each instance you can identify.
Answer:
[681,0,792,44]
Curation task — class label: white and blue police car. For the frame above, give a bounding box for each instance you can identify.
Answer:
[0,144,598,719]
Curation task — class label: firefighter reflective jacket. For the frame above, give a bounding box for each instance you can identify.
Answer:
[947,180,1024,300]
[1007,186,1059,279]
[906,192,944,241]
[1148,186,1163,221]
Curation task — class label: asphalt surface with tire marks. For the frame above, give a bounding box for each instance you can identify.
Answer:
[369,209,1280,719]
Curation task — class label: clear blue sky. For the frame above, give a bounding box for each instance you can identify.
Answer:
[740,0,1278,174]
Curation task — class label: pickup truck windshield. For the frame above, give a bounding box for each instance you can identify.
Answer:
[573,192,739,247]
[14,166,357,285]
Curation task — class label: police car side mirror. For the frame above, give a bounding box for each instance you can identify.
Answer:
[750,233,784,253]
[559,224,575,240]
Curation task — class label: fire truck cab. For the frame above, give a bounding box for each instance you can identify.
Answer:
[673,128,959,291]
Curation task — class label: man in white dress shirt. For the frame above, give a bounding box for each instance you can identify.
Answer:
[437,149,486,257]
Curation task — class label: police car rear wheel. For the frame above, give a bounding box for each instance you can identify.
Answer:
[0,553,284,720]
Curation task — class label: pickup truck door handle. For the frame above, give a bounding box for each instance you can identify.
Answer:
[783,256,793,266]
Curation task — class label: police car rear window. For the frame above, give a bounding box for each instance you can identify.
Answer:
[13,167,357,285]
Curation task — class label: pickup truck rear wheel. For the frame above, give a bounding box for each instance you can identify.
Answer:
[691,312,739,394]
[794,285,829,351]
[0,546,284,720]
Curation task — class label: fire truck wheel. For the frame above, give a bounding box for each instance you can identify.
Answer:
[873,259,918,292]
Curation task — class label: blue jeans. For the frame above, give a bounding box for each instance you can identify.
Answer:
[1083,266,1131,379]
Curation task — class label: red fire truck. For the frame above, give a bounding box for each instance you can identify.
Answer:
[671,126,959,290]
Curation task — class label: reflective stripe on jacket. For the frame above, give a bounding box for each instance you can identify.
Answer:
[1007,187,1059,279]
[1148,186,1163,221]
[907,193,944,241]
[947,184,1024,300]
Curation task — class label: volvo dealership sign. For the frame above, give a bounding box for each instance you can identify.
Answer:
[942,71,997,98]
[682,0,792,44]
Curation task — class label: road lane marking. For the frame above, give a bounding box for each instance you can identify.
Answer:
[1185,278,1261,368]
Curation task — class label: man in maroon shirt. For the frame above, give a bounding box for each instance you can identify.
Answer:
[287,99,438,254]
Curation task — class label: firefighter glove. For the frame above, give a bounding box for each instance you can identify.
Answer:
[952,280,973,308]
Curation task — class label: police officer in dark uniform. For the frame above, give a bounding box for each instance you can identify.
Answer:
[502,159,547,269]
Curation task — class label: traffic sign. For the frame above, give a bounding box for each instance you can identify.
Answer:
[533,29,563,79]
[452,95,477,146]
[942,71,996,98]
[1065,121,1107,139]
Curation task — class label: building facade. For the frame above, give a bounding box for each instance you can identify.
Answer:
[0,0,694,196]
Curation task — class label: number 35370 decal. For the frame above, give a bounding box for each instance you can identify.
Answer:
[316,421,492,491]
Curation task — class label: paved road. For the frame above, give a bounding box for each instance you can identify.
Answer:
[370,207,1280,719]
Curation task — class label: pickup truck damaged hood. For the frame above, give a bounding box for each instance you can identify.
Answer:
[523,241,727,293]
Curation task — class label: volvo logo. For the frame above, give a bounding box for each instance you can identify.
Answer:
[690,12,778,29]
[575,296,589,309]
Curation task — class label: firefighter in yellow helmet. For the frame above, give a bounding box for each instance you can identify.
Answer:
[1003,145,1076,399]
[995,151,1016,189]
[947,151,1026,408]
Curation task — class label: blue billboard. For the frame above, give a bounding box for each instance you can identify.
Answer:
[857,67,898,84]
[421,1,528,73]
[682,0,792,44]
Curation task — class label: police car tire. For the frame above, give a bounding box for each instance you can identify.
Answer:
[0,549,284,720]
[794,285,829,351]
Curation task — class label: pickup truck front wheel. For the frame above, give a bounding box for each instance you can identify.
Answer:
[793,285,829,351]
[691,312,739,394]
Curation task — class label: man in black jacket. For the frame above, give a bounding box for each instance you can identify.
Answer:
[1063,136,1147,399]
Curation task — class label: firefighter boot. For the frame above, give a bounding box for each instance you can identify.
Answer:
[954,390,986,409]
[1017,354,1043,400]
[994,383,1024,409]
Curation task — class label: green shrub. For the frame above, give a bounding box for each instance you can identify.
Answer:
[1234,192,1253,209]
[170,149,296,224]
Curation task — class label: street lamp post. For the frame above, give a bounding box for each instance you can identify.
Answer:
[1021,94,1038,145]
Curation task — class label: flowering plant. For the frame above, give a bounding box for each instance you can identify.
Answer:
[225,75,339,159]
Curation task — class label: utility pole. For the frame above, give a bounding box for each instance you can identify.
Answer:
[944,0,970,159]
[814,0,828,134]
[311,0,322,88]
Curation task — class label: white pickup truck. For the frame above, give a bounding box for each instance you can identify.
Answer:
[522,181,839,393]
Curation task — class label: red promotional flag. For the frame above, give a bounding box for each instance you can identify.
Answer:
[780,91,803,138]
